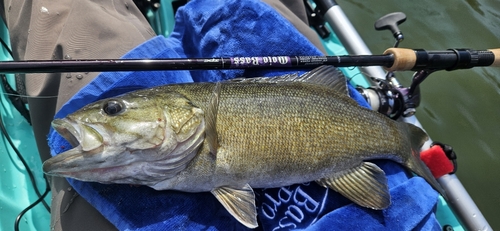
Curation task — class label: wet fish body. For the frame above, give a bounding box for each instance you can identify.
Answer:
[43,66,445,228]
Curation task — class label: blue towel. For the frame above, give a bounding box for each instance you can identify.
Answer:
[48,0,440,230]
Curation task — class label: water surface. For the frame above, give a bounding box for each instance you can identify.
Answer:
[338,0,500,229]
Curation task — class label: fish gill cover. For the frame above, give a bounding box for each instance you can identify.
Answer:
[46,0,439,230]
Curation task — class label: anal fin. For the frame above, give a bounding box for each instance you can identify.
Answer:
[316,162,391,210]
[211,184,258,228]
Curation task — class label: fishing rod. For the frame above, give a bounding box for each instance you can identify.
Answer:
[0,48,498,74]
[310,1,493,230]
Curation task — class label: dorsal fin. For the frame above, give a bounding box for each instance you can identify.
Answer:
[228,66,348,95]
[298,65,348,94]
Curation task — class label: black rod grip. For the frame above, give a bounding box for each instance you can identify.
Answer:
[384,48,499,71]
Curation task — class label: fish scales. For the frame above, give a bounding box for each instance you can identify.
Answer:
[43,66,445,229]
[158,81,406,188]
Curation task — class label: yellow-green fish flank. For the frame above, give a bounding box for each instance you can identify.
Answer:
[43,66,445,228]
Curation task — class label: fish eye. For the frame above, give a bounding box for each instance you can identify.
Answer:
[102,100,124,116]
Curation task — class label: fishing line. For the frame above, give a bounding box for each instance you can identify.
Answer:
[0,85,155,99]
[14,175,50,231]
[346,72,363,82]
[0,37,51,228]
[0,38,31,121]
[0,111,51,212]
[0,36,13,58]
[1,92,58,99]
[358,70,378,80]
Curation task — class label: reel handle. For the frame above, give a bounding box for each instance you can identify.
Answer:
[374,12,406,43]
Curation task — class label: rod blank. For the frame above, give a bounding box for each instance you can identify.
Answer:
[0,55,394,74]
[0,48,498,74]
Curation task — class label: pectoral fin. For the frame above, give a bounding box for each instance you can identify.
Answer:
[316,162,390,210]
[211,184,258,228]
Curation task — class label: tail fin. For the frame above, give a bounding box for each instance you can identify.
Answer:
[403,123,448,200]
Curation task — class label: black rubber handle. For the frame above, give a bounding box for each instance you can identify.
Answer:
[374,12,407,38]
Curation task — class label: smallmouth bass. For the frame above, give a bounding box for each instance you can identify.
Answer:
[43,66,446,228]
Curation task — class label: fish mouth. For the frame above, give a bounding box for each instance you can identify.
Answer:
[44,119,159,185]
[43,118,106,178]
[51,119,81,148]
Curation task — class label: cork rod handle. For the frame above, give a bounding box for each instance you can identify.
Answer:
[383,48,416,71]
[488,49,500,67]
